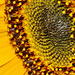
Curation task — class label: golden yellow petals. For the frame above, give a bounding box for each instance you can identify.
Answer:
[0,57,28,75]
[0,32,16,66]
[0,0,5,4]
[0,46,16,66]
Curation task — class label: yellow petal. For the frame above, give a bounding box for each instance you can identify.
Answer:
[0,46,16,66]
[0,0,5,5]
[0,57,28,75]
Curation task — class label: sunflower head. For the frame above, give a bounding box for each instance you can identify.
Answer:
[3,0,75,75]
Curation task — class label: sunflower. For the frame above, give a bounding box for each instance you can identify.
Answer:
[0,0,75,75]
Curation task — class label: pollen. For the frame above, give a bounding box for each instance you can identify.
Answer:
[62,11,66,14]
[8,25,11,28]
[72,48,75,52]
[14,25,17,28]
[16,30,19,33]
[19,35,22,39]
[13,1,16,4]
[13,42,16,45]
[73,18,75,22]
[16,19,19,22]
[58,1,61,4]
[71,27,75,31]
[69,13,73,17]
[18,2,22,6]
[65,2,69,6]
[70,34,74,38]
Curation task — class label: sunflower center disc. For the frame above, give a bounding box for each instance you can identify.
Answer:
[22,1,75,67]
